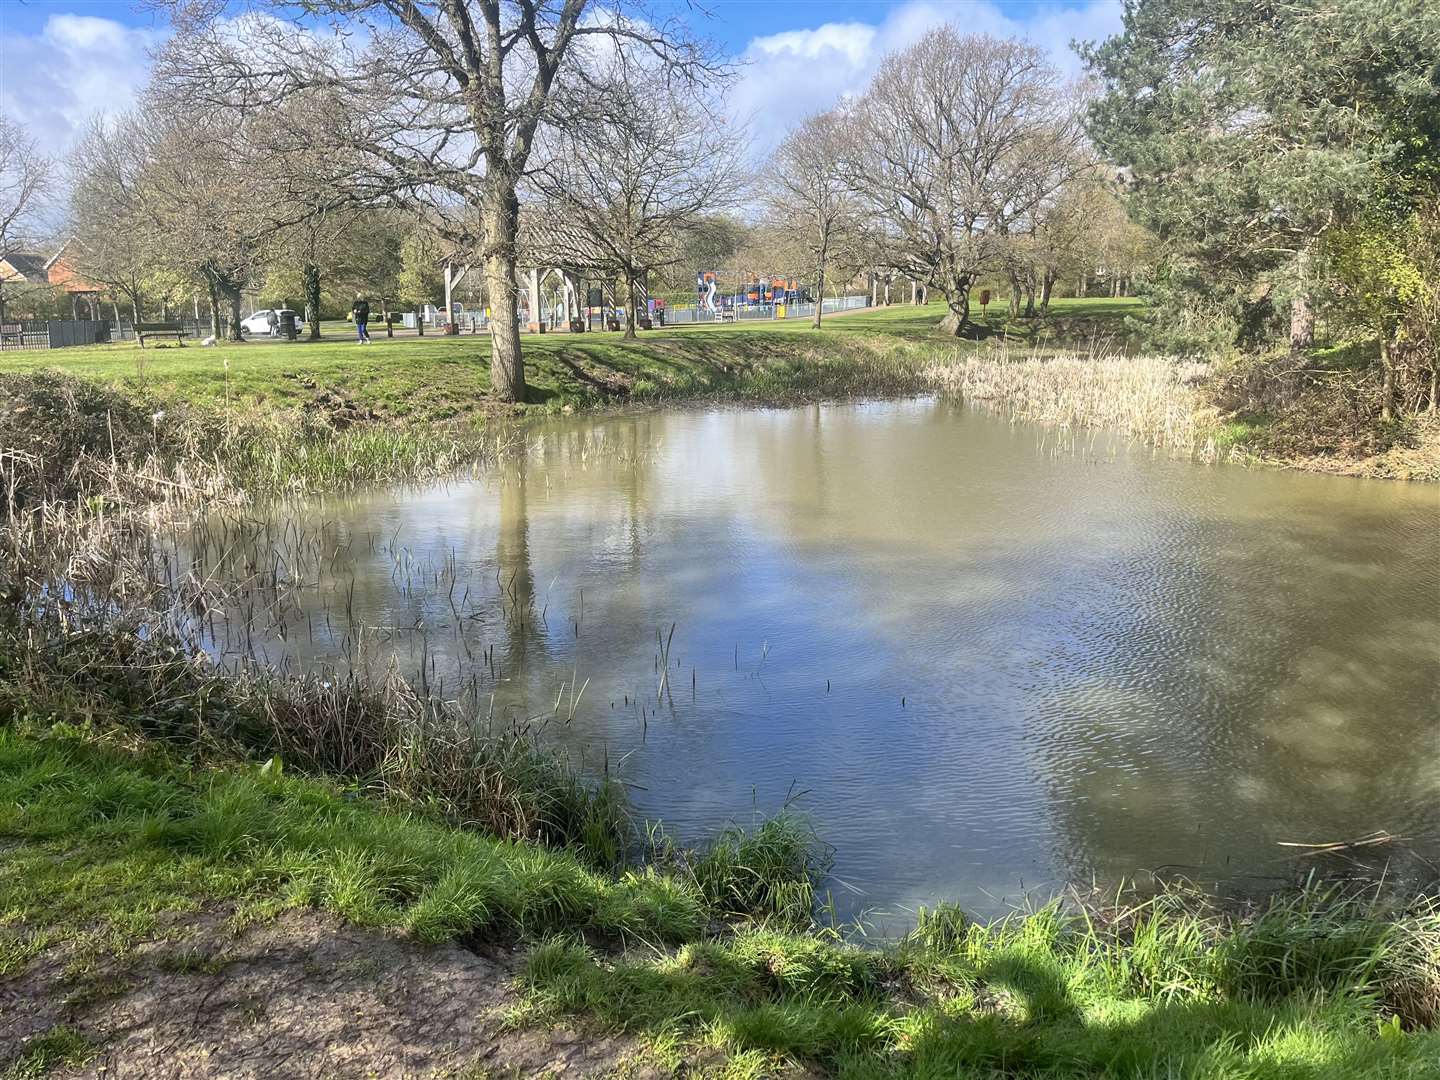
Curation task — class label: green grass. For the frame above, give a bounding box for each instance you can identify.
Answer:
[520,898,1440,1078]
[2,722,1435,1079]
[2,1025,95,1080]
[0,726,709,953]
[0,299,1143,421]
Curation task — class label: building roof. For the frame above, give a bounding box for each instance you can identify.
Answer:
[45,239,99,293]
[0,251,52,282]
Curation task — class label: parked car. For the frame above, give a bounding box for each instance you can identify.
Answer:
[240,309,305,336]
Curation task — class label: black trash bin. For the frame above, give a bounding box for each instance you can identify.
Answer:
[279,311,298,340]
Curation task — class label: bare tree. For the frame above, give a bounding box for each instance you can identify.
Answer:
[69,118,157,323]
[763,111,855,328]
[0,114,54,325]
[154,1,725,400]
[841,30,1088,336]
[526,69,743,338]
[89,100,268,341]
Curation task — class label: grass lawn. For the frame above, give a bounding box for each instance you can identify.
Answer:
[0,298,1144,421]
[1,724,1435,1079]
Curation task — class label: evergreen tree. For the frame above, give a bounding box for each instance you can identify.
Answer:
[1083,0,1440,354]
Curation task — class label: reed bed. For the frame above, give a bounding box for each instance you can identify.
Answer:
[0,370,503,510]
[927,349,1221,456]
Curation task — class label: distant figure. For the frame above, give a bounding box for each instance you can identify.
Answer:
[352,295,371,344]
[266,309,279,338]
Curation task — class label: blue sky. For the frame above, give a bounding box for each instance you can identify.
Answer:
[1,0,1125,152]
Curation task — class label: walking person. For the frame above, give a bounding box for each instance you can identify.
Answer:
[352,294,371,344]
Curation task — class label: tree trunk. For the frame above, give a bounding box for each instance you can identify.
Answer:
[221,281,243,341]
[382,295,394,337]
[207,277,222,341]
[937,288,970,336]
[1024,282,1037,318]
[1040,271,1056,315]
[624,274,638,340]
[1379,337,1395,422]
[483,189,526,403]
[1428,363,1438,415]
[813,210,829,329]
[1289,293,1315,352]
[1008,275,1021,320]
[303,262,322,341]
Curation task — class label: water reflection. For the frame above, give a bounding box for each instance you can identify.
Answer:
[192,400,1440,921]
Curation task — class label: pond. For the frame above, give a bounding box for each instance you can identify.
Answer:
[193,399,1440,924]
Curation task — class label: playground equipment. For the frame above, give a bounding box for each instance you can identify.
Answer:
[697,271,719,314]
[697,270,813,319]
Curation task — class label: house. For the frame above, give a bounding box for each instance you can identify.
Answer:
[0,241,105,321]
[0,250,55,323]
[0,251,52,287]
[44,239,102,319]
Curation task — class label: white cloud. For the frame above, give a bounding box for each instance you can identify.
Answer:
[732,1,1125,157]
[0,15,161,151]
[750,22,878,66]
[0,2,1126,167]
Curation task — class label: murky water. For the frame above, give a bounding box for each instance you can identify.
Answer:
[196,399,1440,923]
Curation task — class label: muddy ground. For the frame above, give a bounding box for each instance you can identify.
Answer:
[2,911,659,1078]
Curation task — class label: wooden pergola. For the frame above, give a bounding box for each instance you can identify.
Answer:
[439,214,644,332]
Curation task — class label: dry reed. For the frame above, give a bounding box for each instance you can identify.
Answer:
[927,348,1221,457]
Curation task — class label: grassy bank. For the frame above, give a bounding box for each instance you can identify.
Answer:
[0,299,1162,507]
[3,721,1437,1078]
[8,296,1431,482]
[0,299,1142,420]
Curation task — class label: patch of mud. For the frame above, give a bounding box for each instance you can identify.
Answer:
[286,374,384,427]
[2,910,654,1078]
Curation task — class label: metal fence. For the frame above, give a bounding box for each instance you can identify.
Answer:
[108,318,209,343]
[0,320,112,351]
[0,295,875,351]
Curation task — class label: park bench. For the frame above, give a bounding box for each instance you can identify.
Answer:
[134,322,187,348]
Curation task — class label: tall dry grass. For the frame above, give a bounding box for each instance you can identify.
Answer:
[927,349,1221,457]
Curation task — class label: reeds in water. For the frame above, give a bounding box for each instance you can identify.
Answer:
[927,348,1221,457]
